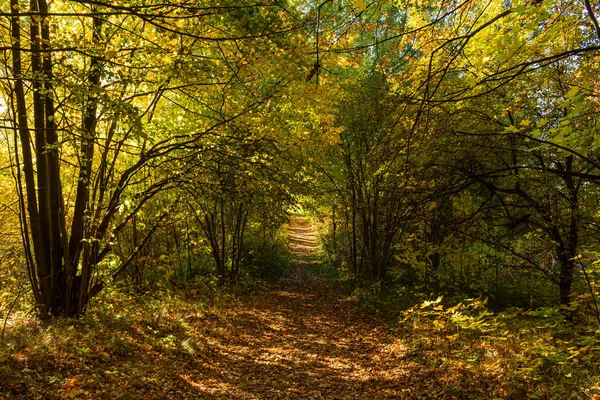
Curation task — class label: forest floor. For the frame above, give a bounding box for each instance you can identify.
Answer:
[1,217,598,399]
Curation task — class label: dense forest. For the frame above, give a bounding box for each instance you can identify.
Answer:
[0,0,599,398]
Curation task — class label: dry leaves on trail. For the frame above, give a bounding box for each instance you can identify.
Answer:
[176,216,408,399]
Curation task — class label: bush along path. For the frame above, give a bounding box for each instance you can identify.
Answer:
[1,217,598,399]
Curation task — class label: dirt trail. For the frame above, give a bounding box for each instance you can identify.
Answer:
[187,216,408,399]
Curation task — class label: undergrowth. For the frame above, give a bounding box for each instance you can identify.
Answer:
[0,285,250,399]
[358,290,600,399]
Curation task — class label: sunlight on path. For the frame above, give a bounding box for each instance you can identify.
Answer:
[182,217,409,399]
[285,216,321,282]
[288,216,318,256]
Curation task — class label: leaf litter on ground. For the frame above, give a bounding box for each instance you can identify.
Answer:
[0,217,598,399]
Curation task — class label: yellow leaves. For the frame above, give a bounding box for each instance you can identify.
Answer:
[407,11,427,31]
[565,87,580,99]
[481,357,502,372]
[353,0,368,12]
[503,125,521,133]
[420,296,443,308]
[66,388,82,399]
[433,319,446,329]
[324,132,341,146]
[463,74,479,89]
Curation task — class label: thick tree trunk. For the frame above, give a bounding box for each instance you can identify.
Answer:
[558,155,579,306]
[558,256,575,306]
[30,0,54,314]
[10,0,46,312]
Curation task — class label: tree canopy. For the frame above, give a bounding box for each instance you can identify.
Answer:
[0,0,598,319]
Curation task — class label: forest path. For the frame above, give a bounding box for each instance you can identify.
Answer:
[188,216,409,399]
[2,219,547,399]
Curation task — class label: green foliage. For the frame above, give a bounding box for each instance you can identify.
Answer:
[399,297,600,399]
[350,282,404,320]
[316,251,344,282]
[243,238,291,283]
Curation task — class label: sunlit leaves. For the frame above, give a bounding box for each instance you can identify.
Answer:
[353,0,368,12]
